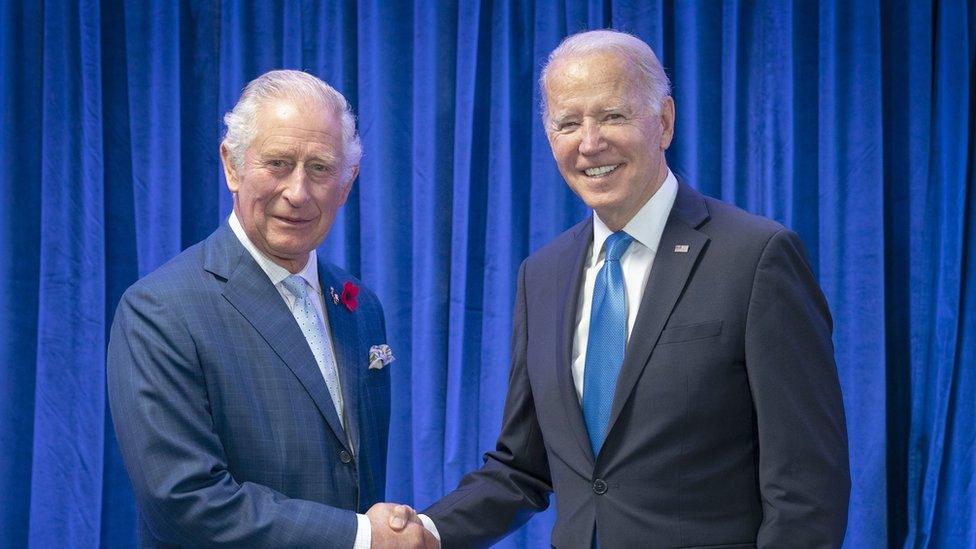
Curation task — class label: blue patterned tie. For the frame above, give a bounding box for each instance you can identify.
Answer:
[282,275,344,426]
[582,231,633,454]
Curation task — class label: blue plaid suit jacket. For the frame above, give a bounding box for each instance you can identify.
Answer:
[107,223,391,548]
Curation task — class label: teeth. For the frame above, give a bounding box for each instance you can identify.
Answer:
[584,164,620,177]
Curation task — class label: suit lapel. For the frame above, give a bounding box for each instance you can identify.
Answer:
[205,226,351,453]
[605,182,711,439]
[318,264,362,458]
[554,218,598,466]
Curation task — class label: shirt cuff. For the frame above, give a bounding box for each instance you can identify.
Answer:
[354,513,371,549]
[417,514,441,542]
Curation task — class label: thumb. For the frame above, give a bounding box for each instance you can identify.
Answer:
[388,504,416,530]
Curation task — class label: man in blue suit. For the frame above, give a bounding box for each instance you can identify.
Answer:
[108,70,434,548]
[417,30,850,547]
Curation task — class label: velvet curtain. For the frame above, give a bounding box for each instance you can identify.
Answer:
[1,1,973,547]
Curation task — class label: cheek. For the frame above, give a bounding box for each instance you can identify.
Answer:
[311,187,344,213]
[554,147,578,169]
[548,136,573,158]
[238,179,272,204]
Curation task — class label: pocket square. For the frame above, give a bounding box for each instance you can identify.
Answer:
[368,344,395,370]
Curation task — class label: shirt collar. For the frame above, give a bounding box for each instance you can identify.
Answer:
[590,169,679,266]
[228,211,321,293]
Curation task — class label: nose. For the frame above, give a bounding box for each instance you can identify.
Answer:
[578,120,607,155]
[281,165,311,206]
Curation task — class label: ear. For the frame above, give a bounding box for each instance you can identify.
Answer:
[337,164,359,206]
[659,96,675,150]
[220,143,241,193]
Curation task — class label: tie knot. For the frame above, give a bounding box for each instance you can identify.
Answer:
[603,231,633,262]
[282,275,308,299]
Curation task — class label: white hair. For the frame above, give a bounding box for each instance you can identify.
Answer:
[539,29,672,120]
[222,69,362,181]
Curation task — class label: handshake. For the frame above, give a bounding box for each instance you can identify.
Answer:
[366,502,439,548]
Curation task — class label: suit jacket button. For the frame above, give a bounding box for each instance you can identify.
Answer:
[339,450,352,464]
[592,479,608,495]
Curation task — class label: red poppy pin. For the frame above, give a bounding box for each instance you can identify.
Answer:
[340,281,359,312]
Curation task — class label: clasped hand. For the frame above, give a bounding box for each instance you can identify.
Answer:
[366,503,438,548]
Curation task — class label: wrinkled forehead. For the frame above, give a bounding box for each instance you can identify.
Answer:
[251,99,343,149]
[545,53,643,112]
[255,97,340,127]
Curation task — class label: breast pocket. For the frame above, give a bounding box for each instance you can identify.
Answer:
[365,364,391,387]
[658,320,723,344]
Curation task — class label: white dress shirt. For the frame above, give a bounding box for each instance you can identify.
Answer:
[228,213,374,548]
[571,170,678,401]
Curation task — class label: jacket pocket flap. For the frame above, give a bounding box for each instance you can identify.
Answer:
[659,320,723,344]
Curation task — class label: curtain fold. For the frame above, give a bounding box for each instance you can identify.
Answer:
[0,3,42,548]
[1,1,973,547]
[905,1,975,545]
[818,2,888,547]
[29,1,106,546]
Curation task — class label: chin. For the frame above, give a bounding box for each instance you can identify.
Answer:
[578,192,624,211]
[267,239,313,257]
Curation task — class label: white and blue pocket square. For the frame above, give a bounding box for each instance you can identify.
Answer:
[368,344,395,370]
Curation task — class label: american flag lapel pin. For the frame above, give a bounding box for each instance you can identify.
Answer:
[674,244,690,253]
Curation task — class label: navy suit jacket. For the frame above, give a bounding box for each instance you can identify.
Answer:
[107,223,391,547]
[425,182,850,548]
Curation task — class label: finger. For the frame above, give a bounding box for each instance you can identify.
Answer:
[389,514,405,530]
[388,504,414,530]
[395,504,418,521]
[399,522,427,548]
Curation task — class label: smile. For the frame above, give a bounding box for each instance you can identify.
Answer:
[583,164,620,177]
[274,216,314,225]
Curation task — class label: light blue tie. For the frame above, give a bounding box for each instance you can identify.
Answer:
[582,231,633,454]
[282,275,344,425]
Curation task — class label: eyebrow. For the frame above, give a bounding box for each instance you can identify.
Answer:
[550,113,579,125]
[260,148,339,164]
[309,152,340,165]
[260,147,298,158]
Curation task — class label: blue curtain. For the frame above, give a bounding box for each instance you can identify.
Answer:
[1,1,974,547]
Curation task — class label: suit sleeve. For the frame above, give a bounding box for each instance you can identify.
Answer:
[423,261,552,547]
[106,284,358,548]
[744,229,850,548]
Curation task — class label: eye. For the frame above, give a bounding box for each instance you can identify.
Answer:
[308,162,335,175]
[605,113,625,122]
[557,121,580,132]
[266,159,289,169]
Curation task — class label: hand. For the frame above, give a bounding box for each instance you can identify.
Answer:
[366,503,438,548]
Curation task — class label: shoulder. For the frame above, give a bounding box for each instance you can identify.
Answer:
[134,241,208,288]
[120,240,201,300]
[691,193,817,293]
[122,222,248,297]
[107,241,216,369]
[702,196,784,237]
[697,194,801,262]
[115,228,235,324]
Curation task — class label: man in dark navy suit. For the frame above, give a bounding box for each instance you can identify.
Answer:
[417,30,850,548]
[108,70,434,548]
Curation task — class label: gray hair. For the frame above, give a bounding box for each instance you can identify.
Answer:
[222,69,362,181]
[539,29,671,121]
